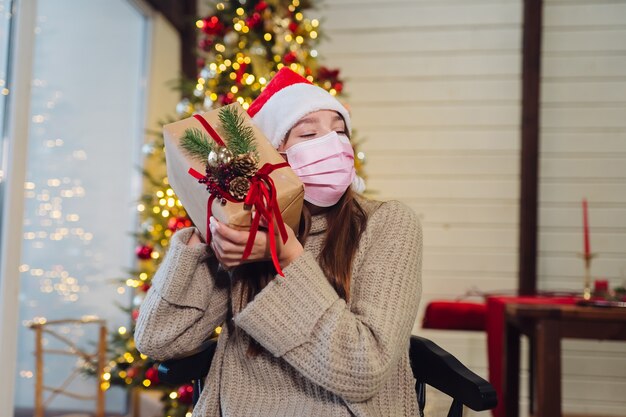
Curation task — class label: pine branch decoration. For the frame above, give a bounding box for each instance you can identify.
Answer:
[181,127,214,162]
[218,105,257,157]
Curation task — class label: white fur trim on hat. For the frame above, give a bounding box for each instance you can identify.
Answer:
[351,175,366,194]
[251,83,352,149]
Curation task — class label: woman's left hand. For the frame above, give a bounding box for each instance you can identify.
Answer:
[209,216,304,270]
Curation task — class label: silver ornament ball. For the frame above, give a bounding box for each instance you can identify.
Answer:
[208,149,220,168]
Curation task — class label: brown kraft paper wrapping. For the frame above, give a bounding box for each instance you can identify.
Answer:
[163,103,304,242]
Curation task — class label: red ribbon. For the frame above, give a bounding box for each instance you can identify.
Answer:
[193,114,225,146]
[188,113,291,276]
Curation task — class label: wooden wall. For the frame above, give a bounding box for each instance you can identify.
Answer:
[314,0,626,415]
[538,0,626,414]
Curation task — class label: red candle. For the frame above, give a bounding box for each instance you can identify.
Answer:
[583,198,591,257]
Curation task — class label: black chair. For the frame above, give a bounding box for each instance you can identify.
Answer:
[158,335,497,416]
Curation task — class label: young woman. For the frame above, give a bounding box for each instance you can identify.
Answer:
[135,68,423,416]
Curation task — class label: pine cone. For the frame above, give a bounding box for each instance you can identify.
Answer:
[233,152,259,177]
[229,176,250,200]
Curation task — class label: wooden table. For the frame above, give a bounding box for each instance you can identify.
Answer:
[503,303,626,417]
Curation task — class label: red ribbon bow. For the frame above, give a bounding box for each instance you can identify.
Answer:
[188,114,290,276]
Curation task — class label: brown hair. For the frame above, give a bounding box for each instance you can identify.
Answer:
[207,187,368,357]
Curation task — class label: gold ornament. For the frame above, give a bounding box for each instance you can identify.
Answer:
[217,146,234,165]
[233,152,259,177]
[229,176,251,200]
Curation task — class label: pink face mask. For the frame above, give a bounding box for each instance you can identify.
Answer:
[283,131,356,207]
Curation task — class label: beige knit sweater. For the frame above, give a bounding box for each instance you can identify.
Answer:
[135,196,423,416]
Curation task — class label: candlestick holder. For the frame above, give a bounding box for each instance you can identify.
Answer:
[578,252,598,300]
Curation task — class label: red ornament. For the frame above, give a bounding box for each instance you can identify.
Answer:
[318,66,341,82]
[235,62,248,84]
[140,282,151,293]
[145,367,160,385]
[201,16,224,36]
[135,245,153,260]
[333,82,343,93]
[255,1,268,12]
[177,384,195,404]
[283,51,297,64]
[220,92,235,105]
[288,21,299,33]
[168,216,191,232]
[246,13,263,30]
[199,38,214,52]
[132,309,139,321]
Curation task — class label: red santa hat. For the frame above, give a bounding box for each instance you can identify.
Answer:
[247,67,352,149]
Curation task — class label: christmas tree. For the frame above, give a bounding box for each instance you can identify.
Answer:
[98,0,365,415]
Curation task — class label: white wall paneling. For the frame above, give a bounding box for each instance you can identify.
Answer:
[316,0,626,415]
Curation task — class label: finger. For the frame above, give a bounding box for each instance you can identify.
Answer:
[211,217,249,245]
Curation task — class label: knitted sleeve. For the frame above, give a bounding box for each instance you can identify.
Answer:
[134,227,229,361]
[233,200,423,402]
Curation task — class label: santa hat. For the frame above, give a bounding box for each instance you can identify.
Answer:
[247,67,352,149]
[247,67,365,194]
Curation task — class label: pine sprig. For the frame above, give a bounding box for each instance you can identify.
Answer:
[180,127,214,162]
[218,106,257,156]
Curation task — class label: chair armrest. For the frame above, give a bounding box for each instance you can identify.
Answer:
[157,337,218,385]
[409,335,497,411]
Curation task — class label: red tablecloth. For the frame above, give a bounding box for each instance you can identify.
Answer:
[485,295,577,417]
[422,300,487,331]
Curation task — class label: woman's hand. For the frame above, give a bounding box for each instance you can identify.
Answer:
[209,216,303,270]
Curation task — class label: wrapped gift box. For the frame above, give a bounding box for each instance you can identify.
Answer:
[163,103,304,242]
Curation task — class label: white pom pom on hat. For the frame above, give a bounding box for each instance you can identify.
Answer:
[247,67,351,149]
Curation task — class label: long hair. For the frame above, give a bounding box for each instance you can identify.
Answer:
[207,187,368,357]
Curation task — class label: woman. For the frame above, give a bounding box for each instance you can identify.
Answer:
[135,68,423,416]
